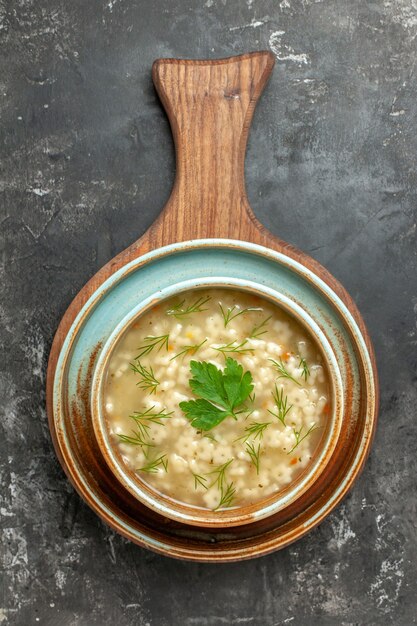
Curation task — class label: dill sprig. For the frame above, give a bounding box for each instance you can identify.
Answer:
[269,358,301,387]
[215,482,236,510]
[136,334,169,359]
[237,421,271,443]
[129,406,173,438]
[207,458,234,489]
[131,362,160,394]
[212,340,254,358]
[245,442,261,474]
[191,471,208,490]
[119,407,171,454]
[170,338,207,361]
[219,304,261,328]
[207,459,236,509]
[138,454,168,473]
[287,423,319,454]
[203,433,217,443]
[249,315,272,339]
[130,407,173,425]
[249,392,256,404]
[243,408,255,421]
[118,431,154,457]
[268,384,293,426]
[167,295,211,319]
[299,357,310,381]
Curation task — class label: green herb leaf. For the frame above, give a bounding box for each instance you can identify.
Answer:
[236,421,271,443]
[128,406,173,438]
[118,431,155,457]
[222,357,253,408]
[287,423,319,454]
[245,441,261,474]
[219,304,261,328]
[249,315,272,339]
[269,358,301,387]
[214,482,236,510]
[187,360,228,407]
[203,432,217,442]
[130,406,173,425]
[179,398,230,431]
[167,295,211,319]
[207,459,234,490]
[191,471,209,490]
[137,454,168,473]
[212,340,254,358]
[299,357,310,381]
[268,384,293,426]
[169,338,207,361]
[131,362,160,394]
[136,334,169,359]
[179,358,253,431]
[207,459,236,510]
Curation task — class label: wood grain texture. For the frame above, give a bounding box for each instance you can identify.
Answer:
[150,52,275,243]
[46,53,378,536]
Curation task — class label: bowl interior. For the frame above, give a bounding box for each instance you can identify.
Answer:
[91,278,344,527]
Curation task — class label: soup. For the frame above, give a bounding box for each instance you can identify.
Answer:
[103,288,330,511]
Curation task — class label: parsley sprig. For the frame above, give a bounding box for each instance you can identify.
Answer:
[179,358,254,431]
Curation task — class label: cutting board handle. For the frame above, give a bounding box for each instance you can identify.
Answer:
[151,51,275,242]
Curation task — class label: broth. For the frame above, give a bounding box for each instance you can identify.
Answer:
[103,288,330,511]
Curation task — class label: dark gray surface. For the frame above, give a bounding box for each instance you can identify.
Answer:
[1,0,416,624]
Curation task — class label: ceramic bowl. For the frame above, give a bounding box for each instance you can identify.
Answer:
[91,277,344,527]
[50,239,377,559]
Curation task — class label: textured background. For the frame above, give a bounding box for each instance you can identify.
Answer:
[1,0,417,624]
